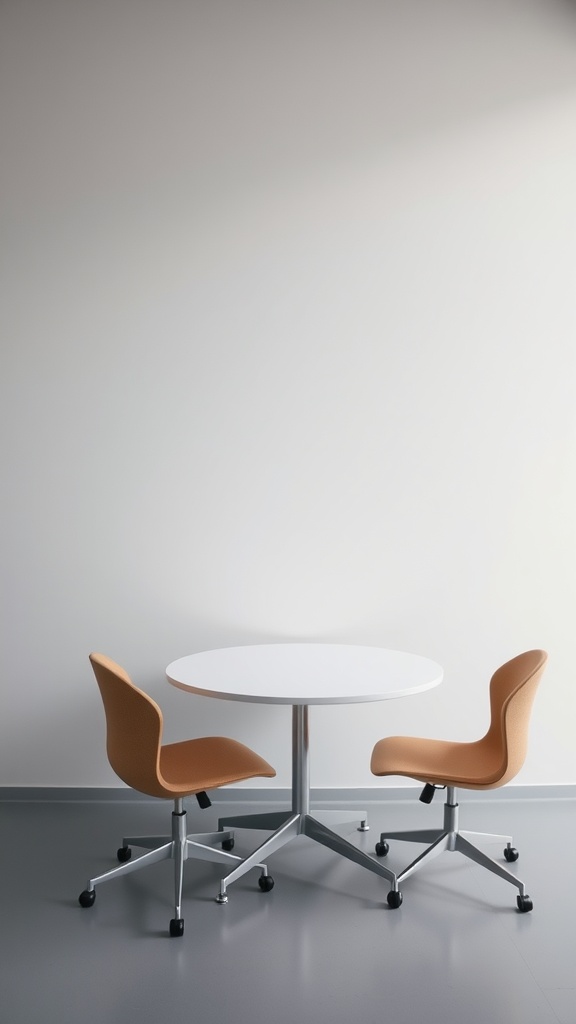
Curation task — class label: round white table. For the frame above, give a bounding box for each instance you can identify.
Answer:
[166,643,443,903]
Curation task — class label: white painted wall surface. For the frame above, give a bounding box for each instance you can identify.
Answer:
[1,0,575,788]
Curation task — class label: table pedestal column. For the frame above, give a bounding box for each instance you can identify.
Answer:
[292,704,310,817]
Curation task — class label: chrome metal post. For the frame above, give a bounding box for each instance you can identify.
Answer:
[172,798,186,921]
[292,704,310,819]
[444,787,459,851]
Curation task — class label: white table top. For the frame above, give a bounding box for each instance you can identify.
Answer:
[166,643,443,706]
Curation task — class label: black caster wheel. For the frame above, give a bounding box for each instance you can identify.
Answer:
[258,874,274,893]
[117,846,132,863]
[169,918,184,937]
[517,895,533,913]
[375,841,390,857]
[387,890,403,909]
[504,846,519,862]
[79,889,96,908]
[222,838,235,852]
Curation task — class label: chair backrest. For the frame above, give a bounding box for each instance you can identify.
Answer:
[89,653,167,799]
[482,649,547,788]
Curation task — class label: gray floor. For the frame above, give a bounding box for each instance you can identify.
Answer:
[1,793,575,1024]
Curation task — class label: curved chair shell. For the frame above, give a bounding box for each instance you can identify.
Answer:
[370,650,547,790]
[89,652,275,799]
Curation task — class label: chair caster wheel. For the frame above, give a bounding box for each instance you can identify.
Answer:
[222,838,235,851]
[117,846,132,862]
[79,889,96,908]
[517,895,533,913]
[504,846,519,862]
[258,874,274,892]
[387,890,403,909]
[169,918,184,937]
[375,841,389,857]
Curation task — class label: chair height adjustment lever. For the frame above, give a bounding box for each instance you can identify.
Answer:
[419,783,437,804]
[196,791,212,809]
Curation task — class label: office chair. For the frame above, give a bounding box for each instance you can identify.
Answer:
[79,653,276,936]
[370,649,547,911]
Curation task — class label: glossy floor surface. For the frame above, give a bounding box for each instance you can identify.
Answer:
[1,794,574,1024]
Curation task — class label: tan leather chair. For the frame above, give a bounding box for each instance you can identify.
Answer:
[370,650,547,911]
[79,653,276,936]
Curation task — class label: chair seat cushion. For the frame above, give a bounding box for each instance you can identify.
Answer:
[370,735,506,790]
[158,736,276,797]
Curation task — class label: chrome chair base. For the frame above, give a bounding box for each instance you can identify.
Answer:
[376,787,533,910]
[78,798,269,933]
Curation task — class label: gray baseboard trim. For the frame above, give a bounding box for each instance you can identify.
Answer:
[1,784,574,803]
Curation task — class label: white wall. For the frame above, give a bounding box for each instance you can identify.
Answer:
[2,0,576,790]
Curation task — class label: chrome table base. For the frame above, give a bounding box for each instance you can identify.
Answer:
[216,705,398,903]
